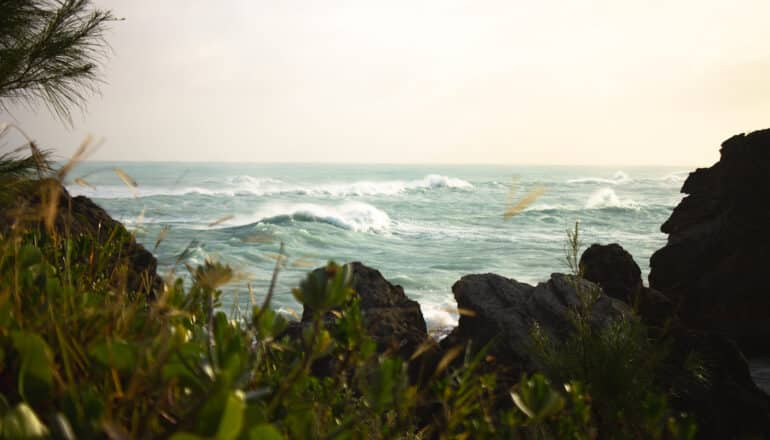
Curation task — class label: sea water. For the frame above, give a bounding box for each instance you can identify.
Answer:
[67,163,689,330]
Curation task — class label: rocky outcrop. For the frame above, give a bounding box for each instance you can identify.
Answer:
[580,243,673,326]
[649,129,770,355]
[446,273,630,372]
[1,179,160,296]
[301,262,429,359]
[581,243,770,438]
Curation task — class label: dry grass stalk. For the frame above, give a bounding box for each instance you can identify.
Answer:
[504,186,546,220]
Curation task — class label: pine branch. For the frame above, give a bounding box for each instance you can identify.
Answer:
[0,0,116,123]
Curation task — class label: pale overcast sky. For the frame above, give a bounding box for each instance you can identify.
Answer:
[3,0,770,165]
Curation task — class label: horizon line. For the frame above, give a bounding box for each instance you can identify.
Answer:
[65,159,708,168]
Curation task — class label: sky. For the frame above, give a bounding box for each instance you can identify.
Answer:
[3,0,770,166]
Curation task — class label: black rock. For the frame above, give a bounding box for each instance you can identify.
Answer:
[580,243,674,326]
[580,243,642,303]
[0,180,161,296]
[301,262,430,359]
[649,128,770,355]
[448,272,630,372]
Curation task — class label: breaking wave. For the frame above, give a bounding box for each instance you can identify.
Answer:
[228,202,392,233]
[584,188,639,210]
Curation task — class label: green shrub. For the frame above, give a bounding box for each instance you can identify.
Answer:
[529,222,695,439]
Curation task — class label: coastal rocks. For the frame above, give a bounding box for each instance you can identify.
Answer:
[578,243,770,436]
[579,243,673,326]
[447,273,630,372]
[301,262,430,359]
[579,243,642,302]
[649,128,770,355]
[1,179,161,296]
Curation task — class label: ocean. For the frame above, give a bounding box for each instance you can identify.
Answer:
[67,163,689,331]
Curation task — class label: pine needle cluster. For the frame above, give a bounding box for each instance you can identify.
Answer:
[0,0,115,122]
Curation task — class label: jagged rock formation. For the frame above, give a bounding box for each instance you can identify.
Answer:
[649,129,770,355]
[445,272,630,372]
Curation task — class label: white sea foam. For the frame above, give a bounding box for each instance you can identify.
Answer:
[419,301,459,334]
[568,171,631,185]
[279,174,472,197]
[235,202,392,233]
[585,188,639,210]
[659,171,689,184]
[523,203,571,212]
[66,174,472,199]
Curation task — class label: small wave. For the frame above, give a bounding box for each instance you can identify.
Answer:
[524,203,571,212]
[567,171,631,185]
[585,188,638,210]
[659,171,689,185]
[223,175,283,186]
[67,185,231,199]
[230,202,392,233]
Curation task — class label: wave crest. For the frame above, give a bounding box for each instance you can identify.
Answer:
[568,171,631,185]
[585,188,638,210]
[232,202,391,233]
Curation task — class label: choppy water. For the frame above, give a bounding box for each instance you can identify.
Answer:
[67,163,689,330]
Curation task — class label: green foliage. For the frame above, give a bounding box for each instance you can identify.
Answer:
[0,0,115,121]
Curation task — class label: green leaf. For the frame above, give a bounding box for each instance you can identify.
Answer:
[292,262,354,314]
[11,331,53,400]
[249,424,283,440]
[214,391,245,440]
[18,245,42,268]
[169,433,206,440]
[366,357,402,411]
[88,339,138,372]
[0,403,49,438]
[510,374,565,422]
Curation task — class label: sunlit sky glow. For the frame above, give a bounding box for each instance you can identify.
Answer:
[4,0,770,166]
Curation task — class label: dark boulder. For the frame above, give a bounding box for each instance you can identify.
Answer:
[447,272,630,373]
[301,262,430,359]
[580,243,673,326]
[649,129,770,355]
[580,243,642,303]
[0,179,161,296]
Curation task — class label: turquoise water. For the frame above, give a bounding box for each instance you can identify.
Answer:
[67,163,688,330]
